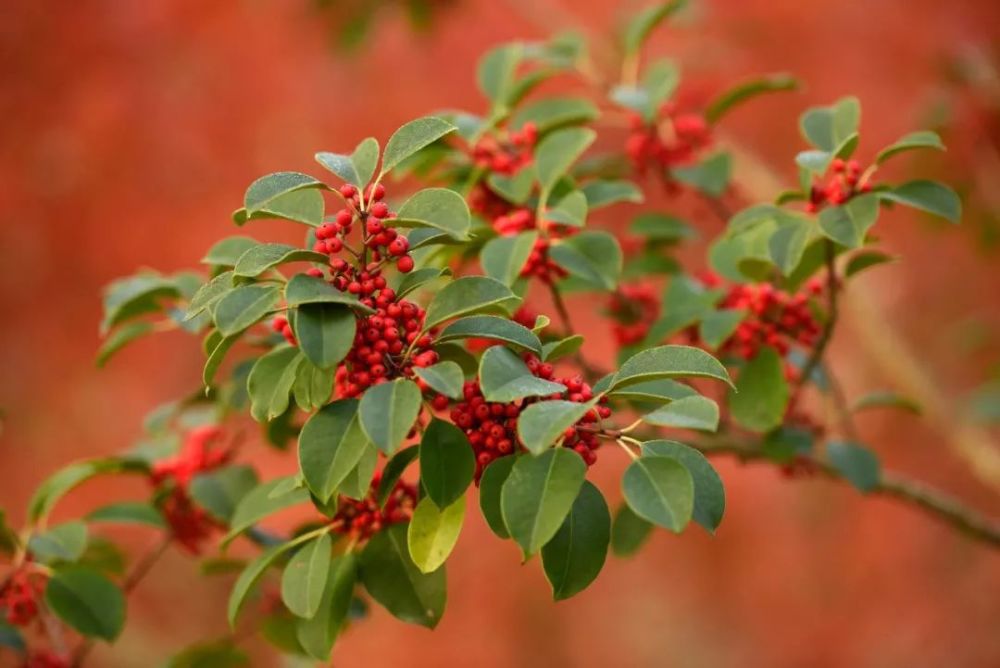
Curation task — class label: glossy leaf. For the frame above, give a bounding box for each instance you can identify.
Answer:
[879,180,961,223]
[381,116,456,175]
[875,130,944,165]
[233,243,327,278]
[817,193,879,248]
[480,231,537,286]
[479,346,566,403]
[549,231,622,290]
[424,276,517,330]
[728,346,789,432]
[293,304,356,370]
[413,361,465,399]
[394,188,471,240]
[611,345,732,391]
[517,400,595,455]
[298,400,369,502]
[214,284,282,336]
[281,533,332,619]
[827,441,881,492]
[478,456,516,539]
[189,466,259,523]
[610,504,653,557]
[225,476,311,544]
[46,568,125,641]
[296,554,357,660]
[540,481,610,600]
[501,448,587,555]
[438,315,541,355]
[642,441,725,532]
[376,446,420,508]
[419,418,475,508]
[315,136,379,187]
[284,274,371,311]
[247,347,301,422]
[359,524,446,628]
[622,455,694,532]
[641,395,720,432]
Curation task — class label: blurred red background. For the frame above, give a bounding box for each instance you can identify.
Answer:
[2,0,999,666]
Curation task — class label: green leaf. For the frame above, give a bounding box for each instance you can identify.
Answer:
[376,446,420,508]
[281,533,332,619]
[769,214,813,275]
[629,212,695,243]
[541,335,584,362]
[622,455,694,532]
[699,309,745,350]
[315,136,380,187]
[641,395,720,432]
[541,481,610,600]
[233,244,327,278]
[184,271,234,321]
[359,524,446,628]
[511,97,599,132]
[501,448,587,556]
[623,0,688,55]
[608,378,696,404]
[419,418,475,508]
[29,521,88,563]
[728,346,789,432]
[799,97,861,152]
[407,497,465,574]
[672,152,731,197]
[517,400,596,455]
[100,273,180,333]
[549,231,622,290]
[535,127,597,193]
[438,315,542,355]
[610,59,681,121]
[202,236,258,267]
[546,191,588,227]
[396,266,452,299]
[817,193,880,248]
[845,250,895,278]
[580,180,644,208]
[641,441,724,532]
[214,284,282,336]
[293,304,356,370]
[413,361,465,399]
[247,347,300,422]
[424,277,517,330]
[299,400,370,502]
[45,568,125,641]
[879,180,961,223]
[704,73,798,124]
[228,536,311,627]
[189,466,259,523]
[394,188,471,240]
[611,345,732,391]
[29,458,148,523]
[479,456,516,539]
[488,169,534,204]
[359,379,422,454]
[381,116,456,175]
[481,231,537,286]
[284,274,371,311]
[86,502,165,529]
[875,130,944,165]
[338,440,378,500]
[96,322,154,367]
[203,334,238,387]
[292,359,335,411]
[224,477,310,544]
[610,504,653,557]
[242,172,325,227]
[296,554,357,660]
[827,441,881,492]
[479,346,566,403]
[852,391,921,415]
[477,43,523,105]
[168,641,249,668]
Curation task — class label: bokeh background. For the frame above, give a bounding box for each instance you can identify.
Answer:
[2,0,1000,666]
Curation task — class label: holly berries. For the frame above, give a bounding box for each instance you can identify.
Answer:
[608,282,661,346]
[271,316,296,345]
[805,158,873,213]
[471,123,537,175]
[447,354,613,479]
[330,471,417,541]
[0,568,45,627]
[625,103,711,176]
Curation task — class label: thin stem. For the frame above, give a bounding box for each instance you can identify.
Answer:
[616,438,639,460]
[793,240,838,397]
[547,282,601,382]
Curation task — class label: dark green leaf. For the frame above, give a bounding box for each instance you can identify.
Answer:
[413,361,465,399]
[167,641,249,668]
[299,400,369,502]
[481,231,537,286]
[517,400,596,454]
[233,244,327,278]
[501,448,587,555]
[610,503,653,557]
[611,345,732,391]
[228,537,309,627]
[184,271,234,321]
[879,180,961,223]
[29,521,88,563]
[394,188,471,240]
[672,153,731,197]
[875,130,944,165]
[381,117,456,175]
[641,395,719,431]
[284,273,371,311]
[424,277,518,330]
[338,440,378,500]
[100,273,180,333]
[376,446,420,508]
[438,315,542,355]
[728,346,789,432]
[817,193,880,248]
[512,97,599,132]
[641,441,724,532]
[535,127,596,193]
[396,266,451,299]
[46,567,125,641]
[213,284,282,336]
[827,441,881,492]
[293,304,356,370]
[541,481,610,600]
[698,309,745,350]
[281,533,332,618]
[419,418,475,508]
[202,236,258,267]
[479,456,516,539]
[359,524,446,628]
[189,466,259,523]
[224,477,310,544]
[242,172,326,227]
[580,180,644,208]
[799,97,860,152]
[549,231,622,290]
[623,0,688,55]
[247,347,301,422]
[296,554,357,660]
[315,136,380,187]
[86,502,165,529]
[541,335,584,362]
[292,359,335,411]
[845,250,895,278]
[29,458,148,523]
[704,73,798,124]
[96,322,154,368]
[479,346,566,403]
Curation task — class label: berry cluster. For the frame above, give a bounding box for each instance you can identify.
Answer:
[471,123,537,175]
[150,426,231,554]
[608,282,661,346]
[335,289,437,398]
[312,183,415,274]
[806,158,873,213]
[330,471,418,541]
[695,274,823,361]
[0,568,44,627]
[625,105,711,176]
[447,354,613,479]
[24,651,69,668]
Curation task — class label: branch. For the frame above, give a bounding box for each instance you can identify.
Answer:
[692,435,1000,548]
[793,240,837,398]
[547,282,602,382]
